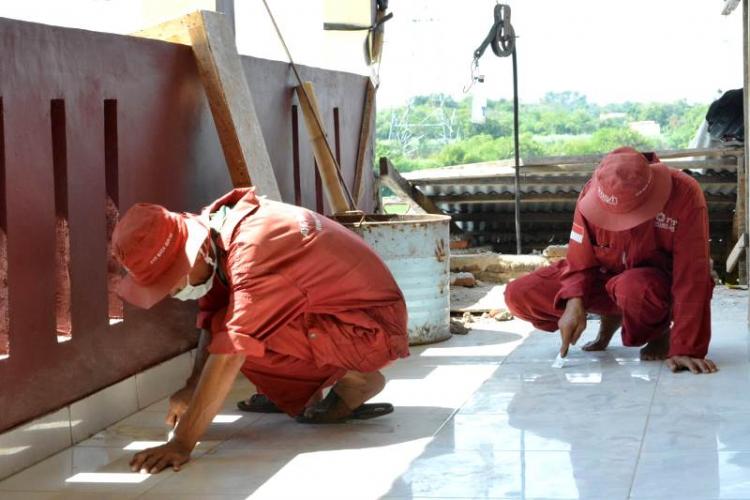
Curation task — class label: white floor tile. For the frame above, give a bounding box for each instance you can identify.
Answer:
[70,377,139,444]
[2,289,748,500]
[433,411,647,453]
[0,408,72,479]
[77,407,261,448]
[631,451,750,499]
[386,447,635,499]
[0,446,170,495]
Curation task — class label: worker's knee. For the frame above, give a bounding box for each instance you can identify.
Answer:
[504,276,527,316]
[504,275,534,317]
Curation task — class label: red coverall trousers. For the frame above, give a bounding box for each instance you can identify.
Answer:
[504,261,671,346]
[209,302,405,417]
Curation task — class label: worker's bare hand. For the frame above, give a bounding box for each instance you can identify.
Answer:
[666,356,718,374]
[558,298,586,357]
[166,385,195,428]
[130,440,192,474]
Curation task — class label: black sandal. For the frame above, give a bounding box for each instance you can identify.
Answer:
[296,390,394,424]
[236,393,283,413]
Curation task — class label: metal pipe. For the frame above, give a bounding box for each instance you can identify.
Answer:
[512,47,522,254]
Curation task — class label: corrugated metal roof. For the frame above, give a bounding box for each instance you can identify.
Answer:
[398,147,742,254]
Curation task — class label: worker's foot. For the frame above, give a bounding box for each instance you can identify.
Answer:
[236,394,282,413]
[582,314,622,351]
[296,390,393,424]
[297,370,391,424]
[640,329,671,361]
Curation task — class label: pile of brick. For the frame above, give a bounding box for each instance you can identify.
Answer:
[449,245,568,285]
[448,245,569,329]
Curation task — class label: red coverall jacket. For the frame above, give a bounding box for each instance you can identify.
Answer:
[557,167,713,358]
[195,189,409,415]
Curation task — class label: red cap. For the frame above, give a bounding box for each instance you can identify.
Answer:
[578,147,673,231]
[112,203,209,309]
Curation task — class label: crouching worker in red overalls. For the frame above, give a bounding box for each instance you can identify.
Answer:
[112,188,409,473]
[505,147,717,375]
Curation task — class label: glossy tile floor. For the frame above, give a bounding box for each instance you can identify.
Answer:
[1,288,749,499]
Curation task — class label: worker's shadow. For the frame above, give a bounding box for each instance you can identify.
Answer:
[188,325,525,497]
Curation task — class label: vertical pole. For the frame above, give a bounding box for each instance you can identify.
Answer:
[512,46,522,254]
[744,0,750,320]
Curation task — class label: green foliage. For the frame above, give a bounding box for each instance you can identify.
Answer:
[377,92,709,171]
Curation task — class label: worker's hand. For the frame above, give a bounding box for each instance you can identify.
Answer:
[558,297,586,357]
[130,440,192,474]
[666,356,718,374]
[166,385,195,428]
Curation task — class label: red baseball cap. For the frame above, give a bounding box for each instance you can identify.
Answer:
[578,147,673,231]
[112,203,209,309]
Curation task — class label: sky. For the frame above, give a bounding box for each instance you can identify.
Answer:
[0,0,743,108]
[376,0,744,107]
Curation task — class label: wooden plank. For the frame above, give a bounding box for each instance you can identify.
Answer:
[296,82,352,214]
[524,146,743,167]
[724,0,742,15]
[352,80,376,205]
[431,193,578,204]
[135,11,282,200]
[431,192,738,205]
[134,15,194,45]
[727,232,748,273]
[379,157,443,214]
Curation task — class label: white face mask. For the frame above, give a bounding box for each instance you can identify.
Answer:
[171,241,217,301]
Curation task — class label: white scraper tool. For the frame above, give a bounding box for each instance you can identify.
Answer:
[552,353,567,369]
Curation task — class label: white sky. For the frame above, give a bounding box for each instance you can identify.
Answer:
[377,0,744,107]
[0,0,743,107]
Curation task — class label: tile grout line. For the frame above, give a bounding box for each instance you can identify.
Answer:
[625,359,664,499]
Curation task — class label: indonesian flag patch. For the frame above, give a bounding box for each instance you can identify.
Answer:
[570,222,584,244]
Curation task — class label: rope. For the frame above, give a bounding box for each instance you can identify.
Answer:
[260,0,356,210]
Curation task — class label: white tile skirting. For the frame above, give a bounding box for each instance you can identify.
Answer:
[0,350,194,480]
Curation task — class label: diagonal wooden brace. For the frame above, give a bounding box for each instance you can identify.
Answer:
[135,10,282,201]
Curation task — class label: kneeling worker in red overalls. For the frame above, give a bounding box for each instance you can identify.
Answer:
[112,188,409,473]
[505,147,717,375]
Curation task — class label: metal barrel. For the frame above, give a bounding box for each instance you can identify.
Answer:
[337,213,452,345]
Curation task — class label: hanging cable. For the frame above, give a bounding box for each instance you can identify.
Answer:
[467,3,522,254]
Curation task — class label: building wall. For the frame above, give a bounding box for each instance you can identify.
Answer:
[0,13,375,433]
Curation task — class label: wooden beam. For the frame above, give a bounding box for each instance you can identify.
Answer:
[727,233,748,273]
[352,80,376,205]
[430,192,737,205]
[296,82,352,214]
[724,0,742,15]
[524,146,743,167]
[135,15,195,45]
[379,157,445,215]
[135,11,282,200]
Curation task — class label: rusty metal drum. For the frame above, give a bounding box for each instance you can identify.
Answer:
[337,214,451,345]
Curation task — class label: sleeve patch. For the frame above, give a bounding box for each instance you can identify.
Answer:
[570,223,584,244]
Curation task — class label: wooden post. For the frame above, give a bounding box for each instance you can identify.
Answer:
[296,82,352,214]
[352,80,376,205]
[135,11,282,201]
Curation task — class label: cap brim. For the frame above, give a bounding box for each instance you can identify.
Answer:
[116,215,210,309]
[579,164,673,232]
